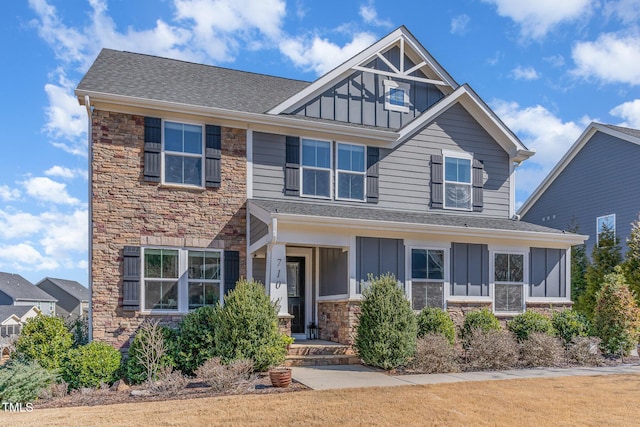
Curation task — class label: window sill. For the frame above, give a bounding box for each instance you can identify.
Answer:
[159,183,207,193]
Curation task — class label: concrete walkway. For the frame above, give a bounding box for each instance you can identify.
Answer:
[291,364,640,390]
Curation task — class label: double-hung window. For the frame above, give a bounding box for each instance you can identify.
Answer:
[301,139,331,198]
[143,248,223,311]
[493,253,525,313]
[163,121,204,186]
[410,248,445,310]
[444,152,472,210]
[596,214,616,246]
[336,143,365,201]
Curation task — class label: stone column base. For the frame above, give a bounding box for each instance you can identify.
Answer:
[278,314,294,336]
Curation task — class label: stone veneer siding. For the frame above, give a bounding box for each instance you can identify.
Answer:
[91,110,246,350]
[317,301,361,345]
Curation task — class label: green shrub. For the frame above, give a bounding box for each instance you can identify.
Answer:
[126,322,177,384]
[176,306,218,375]
[14,314,73,370]
[593,268,640,356]
[62,341,121,389]
[65,316,89,348]
[552,309,590,345]
[507,311,554,342]
[460,308,500,348]
[0,359,57,403]
[416,308,456,345]
[354,274,417,370]
[214,279,287,372]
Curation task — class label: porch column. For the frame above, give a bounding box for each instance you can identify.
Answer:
[266,243,289,316]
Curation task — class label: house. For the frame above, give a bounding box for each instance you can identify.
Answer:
[520,123,640,256]
[0,272,57,316]
[0,305,41,337]
[36,278,89,319]
[76,26,585,348]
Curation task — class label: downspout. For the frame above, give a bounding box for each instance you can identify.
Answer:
[85,95,93,342]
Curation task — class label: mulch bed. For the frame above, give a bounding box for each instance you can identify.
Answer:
[35,373,308,409]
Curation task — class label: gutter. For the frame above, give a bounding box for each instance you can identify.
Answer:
[84,95,93,342]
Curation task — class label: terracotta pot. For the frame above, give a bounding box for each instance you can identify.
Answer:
[269,367,292,388]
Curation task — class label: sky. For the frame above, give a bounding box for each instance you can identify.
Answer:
[1,0,639,286]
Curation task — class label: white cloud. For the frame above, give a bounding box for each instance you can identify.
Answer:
[450,14,470,35]
[280,32,378,75]
[610,99,640,128]
[359,1,393,28]
[603,0,640,25]
[511,65,540,80]
[0,185,20,202]
[22,177,81,206]
[543,54,565,67]
[44,166,87,180]
[44,70,87,142]
[481,0,592,39]
[572,33,640,85]
[0,243,60,271]
[40,209,88,256]
[492,100,586,200]
[0,210,44,239]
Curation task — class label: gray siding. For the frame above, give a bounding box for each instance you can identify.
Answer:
[36,280,81,317]
[451,243,489,296]
[14,300,55,315]
[252,104,511,218]
[289,46,445,129]
[252,258,266,285]
[319,248,348,296]
[522,131,640,256]
[356,237,405,283]
[530,248,566,298]
[249,215,269,245]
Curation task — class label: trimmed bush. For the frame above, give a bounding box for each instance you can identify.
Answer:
[15,314,73,370]
[150,366,188,395]
[214,279,287,371]
[410,333,458,374]
[176,306,218,375]
[519,332,563,368]
[552,309,590,345]
[464,329,518,371]
[195,357,253,392]
[460,308,500,348]
[567,336,603,366]
[126,321,177,384]
[507,311,554,342]
[0,359,58,403]
[62,341,121,389]
[416,308,456,345]
[593,268,640,356]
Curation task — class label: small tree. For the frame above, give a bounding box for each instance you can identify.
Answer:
[214,279,287,371]
[14,314,73,370]
[593,268,640,356]
[623,212,640,305]
[126,320,169,384]
[568,220,589,306]
[354,274,417,370]
[578,224,622,320]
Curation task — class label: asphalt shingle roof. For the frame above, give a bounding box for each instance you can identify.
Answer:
[40,278,88,302]
[250,198,573,235]
[0,305,36,323]
[77,49,311,114]
[602,123,640,139]
[0,272,57,302]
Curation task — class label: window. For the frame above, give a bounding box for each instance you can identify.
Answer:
[336,143,365,201]
[444,153,472,210]
[410,248,445,310]
[301,139,331,198]
[383,79,410,113]
[596,214,616,246]
[188,251,221,309]
[493,253,524,313]
[163,121,204,186]
[143,248,223,311]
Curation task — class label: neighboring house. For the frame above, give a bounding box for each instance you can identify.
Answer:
[76,26,584,348]
[0,305,41,337]
[520,123,640,257]
[0,272,57,316]
[36,278,89,318]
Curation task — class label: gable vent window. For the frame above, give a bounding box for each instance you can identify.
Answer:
[301,138,332,198]
[336,143,365,201]
[383,80,410,113]
[444,152,472,210]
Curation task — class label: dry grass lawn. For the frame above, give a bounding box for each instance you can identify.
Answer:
[5,374,640,426]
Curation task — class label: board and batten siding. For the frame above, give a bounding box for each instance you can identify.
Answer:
[252,104,510,218]
[522,131,640,256]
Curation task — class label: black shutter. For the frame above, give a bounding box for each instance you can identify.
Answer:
[144,117,161,182]
[366,147,379,204]
[472,159,484,212]
[430,154,443,209]
[122,246,141,310]
[223,250,240,297]
[284,136,300,196]
[205,125,222,188]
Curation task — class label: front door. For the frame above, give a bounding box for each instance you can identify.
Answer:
[286,257,305,334]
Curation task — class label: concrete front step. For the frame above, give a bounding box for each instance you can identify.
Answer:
[284,354,361,367]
